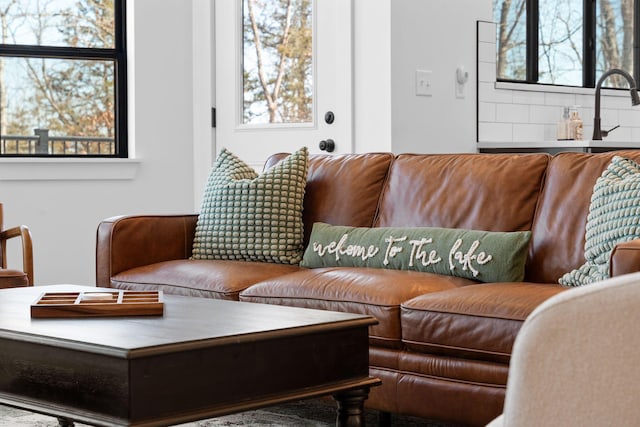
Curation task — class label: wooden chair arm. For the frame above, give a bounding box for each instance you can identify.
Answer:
[0,224,34,285]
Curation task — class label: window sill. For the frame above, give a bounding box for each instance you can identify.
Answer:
[495,81,629,97]
[0,158,140,181]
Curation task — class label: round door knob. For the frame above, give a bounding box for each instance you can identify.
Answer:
[319,139,335,152]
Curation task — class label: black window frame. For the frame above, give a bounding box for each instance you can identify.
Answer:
[0,0,127,158]
[500,0,640,88]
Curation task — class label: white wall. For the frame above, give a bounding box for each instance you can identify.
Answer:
[353,0,492,154]
[353,0,392,153]
[390,0,491,153]
[0,0,198,286]
[192,0,215,205]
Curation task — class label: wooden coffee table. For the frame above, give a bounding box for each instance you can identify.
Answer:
[0,285,380,426]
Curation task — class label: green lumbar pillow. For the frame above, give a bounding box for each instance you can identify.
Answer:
[301,222,532,282]
[191,147,308,264]
[560,156,640,286]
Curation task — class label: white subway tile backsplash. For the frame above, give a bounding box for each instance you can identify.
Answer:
[479,82,513,103]
[478,102,496,122]
[478,22,496,43]
[619,109,640,126]
[544,92,577,107]
[600,93,636,109]
[512,90,545,105]
[583,125,594,140]
[478,41,496,64]
[513,124,545,142]
[576,93,595,109]
[544,124,558,141]
[530,105,562,124]
[496,103,529,123]
[599,109,620,129]
[580,107,594,128]
[478,61,496,83]
[478,122,512,142]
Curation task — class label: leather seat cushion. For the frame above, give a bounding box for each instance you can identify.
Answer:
[110,259,302,300]
[240,267,476,347]
[401,282,566,362]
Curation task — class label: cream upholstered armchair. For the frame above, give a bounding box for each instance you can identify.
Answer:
[0,203,33,287]
[487,271,640,427]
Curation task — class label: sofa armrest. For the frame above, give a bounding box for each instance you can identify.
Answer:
[610,238,640,277]
[96,214,198,288]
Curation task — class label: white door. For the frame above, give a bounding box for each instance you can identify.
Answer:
[214,0,353,170]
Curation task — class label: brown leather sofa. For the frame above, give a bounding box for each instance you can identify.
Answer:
[96,150,640,426]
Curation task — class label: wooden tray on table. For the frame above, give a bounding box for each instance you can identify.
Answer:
[31,290,164,318]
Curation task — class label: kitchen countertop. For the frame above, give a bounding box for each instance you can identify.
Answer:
[477,140,640,153]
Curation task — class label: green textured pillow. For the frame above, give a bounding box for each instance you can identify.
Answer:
[301,222,531,282]
[191,147,308,264]
[560,156,640,286]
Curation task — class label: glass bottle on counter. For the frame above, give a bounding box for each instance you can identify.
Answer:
[569,106,583,140]
[556,106,571,140]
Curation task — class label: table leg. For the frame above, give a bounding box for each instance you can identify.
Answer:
[333,387,370,427]
[378,411,391,426]
[57,417,75,427]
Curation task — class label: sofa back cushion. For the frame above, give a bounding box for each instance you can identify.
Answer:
[375,153,550,233]
[526,150,640,283]
[265,152,394,244]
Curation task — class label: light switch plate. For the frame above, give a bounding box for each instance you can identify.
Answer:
[416,70,433,97]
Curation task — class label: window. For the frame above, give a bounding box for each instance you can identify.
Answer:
[242,0,313,125]
[0,0,127,157]
[494,0,639,88]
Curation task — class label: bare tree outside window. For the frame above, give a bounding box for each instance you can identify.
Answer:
[0,0,121,156]
[494,0,635,88]
[538,0,583,86]
[495,0,526,80]
[597,0,634,87]
[243,0,313,124]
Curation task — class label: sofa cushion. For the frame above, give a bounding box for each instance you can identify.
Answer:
[527,150,640,283]
[560,156,640,286]
[265,152,394,244]
[300,222,531,282]
[110,259,302,300]
[240,267,476,348]
[375,153,549,232]
[401,282,566,363]
[192,147,308,264]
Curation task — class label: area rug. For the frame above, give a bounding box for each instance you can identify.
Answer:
[0,399,454,426]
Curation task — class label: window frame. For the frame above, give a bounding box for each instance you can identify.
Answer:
[499,0,640,88]
[0,0,128,158]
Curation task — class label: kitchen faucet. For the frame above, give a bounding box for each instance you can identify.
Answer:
[592,68,640,140]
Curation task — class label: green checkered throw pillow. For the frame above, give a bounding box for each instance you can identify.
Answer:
[191,147,308,264]
[560,156,640,286]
